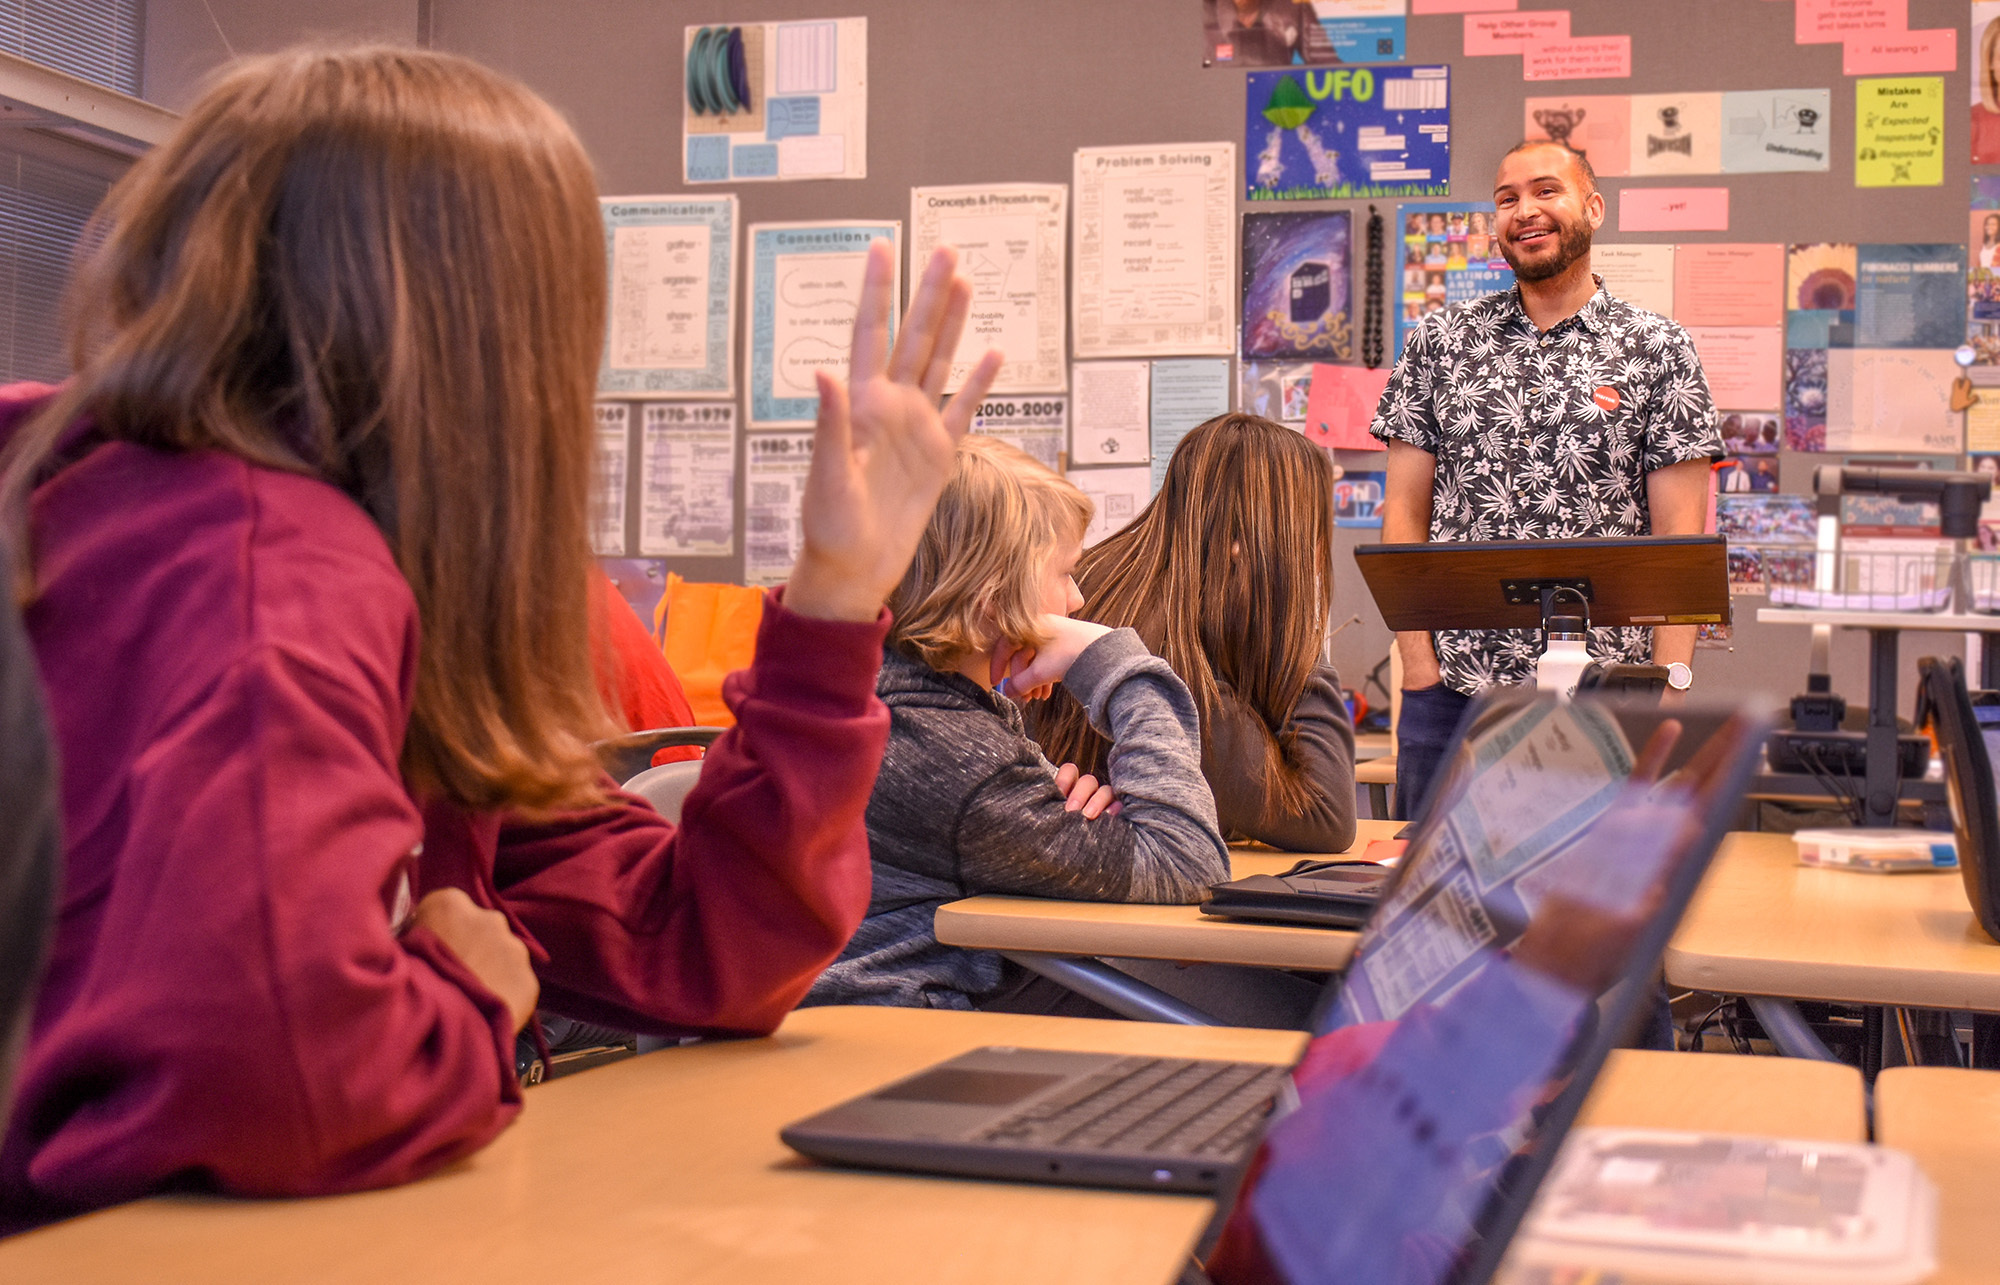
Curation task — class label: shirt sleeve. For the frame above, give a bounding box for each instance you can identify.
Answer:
[1203,665,1357,853]
[485,592,888,1038]
[1640,321,1726,471]
[1369,318,1442,453]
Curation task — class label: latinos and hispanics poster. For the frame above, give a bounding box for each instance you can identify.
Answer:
[1786,242,1858,349]
[1523,95,1631,177]
[1073,143,1236,358]
[592,402,632,556]
[1973,2,2000,165]
[1070,361,1152,464]
[1590,244,1674,317]
[1334,470,1386,527]
[1202,0,1408,66]
[598,196,736,396]
[1241,210,1353,361]
[746,220,899,427]
[1973,177,2000,365]
[1150,358,1232,495]
[1245,65,1450,201]
[683,18,867,184]
[1824,348,1962,453]
[908,184,1067,394]
[1395,200,1513,359]
[1241,360,1317,425]
[1855,244,1966,349]
[1069,464,1152,548]
[1628,93,1723,177]
[743,430,814,586]
[970,395,1068,474]
[638,401,735,558]
[1856,76,1944,188]
[1718,89,1833,173]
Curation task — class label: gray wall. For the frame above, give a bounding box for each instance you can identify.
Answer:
[144,0,1981,720]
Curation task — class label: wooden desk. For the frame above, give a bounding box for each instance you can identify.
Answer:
[1874,1066,2000,1285]
[1664,831,2000,1012]
[0,1009,1864,1285]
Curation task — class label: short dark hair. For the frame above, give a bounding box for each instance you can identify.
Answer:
[1500,139,1598,195]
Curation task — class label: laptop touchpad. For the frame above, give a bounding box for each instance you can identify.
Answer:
[871,1068,1065,1106]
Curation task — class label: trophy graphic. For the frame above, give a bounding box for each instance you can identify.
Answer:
[1531,106,1587,161]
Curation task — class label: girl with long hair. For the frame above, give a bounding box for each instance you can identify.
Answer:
[0,46,995,1226]
[1033,414,1356,852]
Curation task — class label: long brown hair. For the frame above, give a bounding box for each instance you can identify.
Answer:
[0,47,615,813]
[1035,414,1335,816]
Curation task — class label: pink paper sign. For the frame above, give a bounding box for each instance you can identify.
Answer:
[1618,187,1730,232]
[1304,364,1393,452]
[1522,36,1632,82]
[1524,95,1632,176]
[1412,0,1517,13]
[1465,10,1569,55]
[1795,0,1908,43]
[1843,28,1956,75]
[1673,244,1786,328]
[1686,326,1784,408]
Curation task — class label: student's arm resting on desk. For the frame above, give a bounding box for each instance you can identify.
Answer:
[487,592,888,1037]
[1204,664,1357,852]
[953,630,1228,903]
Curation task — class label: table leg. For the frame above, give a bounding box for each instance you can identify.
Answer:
[1001,953,1220,1025]
[1367,782,1390,818]
[1743,997,1840,1061]
[1861,1006,1885,1081]
[1862,629,1899,827]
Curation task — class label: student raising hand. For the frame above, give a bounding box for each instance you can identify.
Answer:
[786,242,1004,624]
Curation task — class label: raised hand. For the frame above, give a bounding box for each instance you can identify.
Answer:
[783,241,1004,623]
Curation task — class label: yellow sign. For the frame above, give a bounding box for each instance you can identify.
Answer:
[1856,76,1943,187]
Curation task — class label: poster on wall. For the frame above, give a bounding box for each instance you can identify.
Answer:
[1855,76,1944,188]
[1823,348,1962,454]
[1245,65,1450,201]
[743,431,814,586]
[1719,89,1833,174]
[1628,93,1723,177]
[682,18,868,184]
[1241,210,1353,361]
[592,402,632,556]
[1974,2,2000,165]
[598,196,736,397]
[971,396,1067,473]
[1855,244,1966,349]
[1069,464,1152,548]
[1786,242,1858,349]
[1073,143,1236,358]
[1202,0,1407,66]
[908,183,1067,394]
[746,220,900,427]
[1241,360,1316,425]
[1784,347,1829,452]
[1394,200,1513,359]
[1971,177,2000,365]
[1522,95,1631,177]
[638,402,736,558]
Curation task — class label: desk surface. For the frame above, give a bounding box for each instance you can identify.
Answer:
[934,819,1404,970]
[1664,831,2000,1011]
[0,1008,1864,1285]
[1874,1066,2000,1285]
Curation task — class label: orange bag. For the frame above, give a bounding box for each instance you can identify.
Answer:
[653,573,765,728]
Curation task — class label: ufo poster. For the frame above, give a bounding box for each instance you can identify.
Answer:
[1242,211,1353,361]
[1244,65,1450,201]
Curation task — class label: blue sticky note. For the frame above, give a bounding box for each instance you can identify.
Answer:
[732,143,779,178]
[766,97,822,141]
[686,136,728,183]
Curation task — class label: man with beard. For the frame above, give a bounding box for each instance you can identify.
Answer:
[1370,142,1721,821]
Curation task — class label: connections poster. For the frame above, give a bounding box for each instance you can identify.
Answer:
[1246,65,1449,201]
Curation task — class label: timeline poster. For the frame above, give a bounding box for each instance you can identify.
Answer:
[743,431,814,587]
[970,395,1068,474]
[1073,143,1235,358]
[683,18,868,184]
[747,220,899,427]
[592,402,631,556]
[1855,76,1944,188]
[598,196,736,396]
[1394,200,1512,359]
[639,401,735,558]
[1856,244,1965,349]
[909,183,1067,394]
[1246,65,1450,201]
[1149,358,1231,495]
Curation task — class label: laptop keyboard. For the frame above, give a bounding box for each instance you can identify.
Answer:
[973,1057,1288,1158]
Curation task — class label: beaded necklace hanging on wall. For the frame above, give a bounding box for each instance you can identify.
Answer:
[1362,205,1385,370]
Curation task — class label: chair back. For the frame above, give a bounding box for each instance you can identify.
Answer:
[622,761,706,825]
[0,543,60,1116]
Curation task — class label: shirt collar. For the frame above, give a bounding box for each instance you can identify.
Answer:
[1505,275,1612,337]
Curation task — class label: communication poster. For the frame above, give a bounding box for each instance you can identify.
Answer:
[598,196,736,396]
[908,183,1067,393]
[1245,66,1450,201]
[1073,143,1236,358]
[1241,210,1353,361]
[682,18,868,184]
[743,431,814,586]
[638,402,735,557]
[746,220,900,427]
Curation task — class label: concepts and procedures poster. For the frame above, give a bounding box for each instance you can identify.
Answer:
[1073,143,1236,358]
[909,183,1067,393]
[1246,65,1450,201]
[1242,210,1353,361]
[747,220,899,426]
[638,402,735,557]
[683,18,867,184]
[743,431,814,586]
[598,196,736,396]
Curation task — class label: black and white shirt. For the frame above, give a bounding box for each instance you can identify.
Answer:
[1370,282,1722,695]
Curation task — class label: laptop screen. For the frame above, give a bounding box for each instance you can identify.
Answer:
[1250,692,1764,1285]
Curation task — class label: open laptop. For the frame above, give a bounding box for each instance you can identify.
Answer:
[783,692,1767,1266]
[1917,656,2000,942]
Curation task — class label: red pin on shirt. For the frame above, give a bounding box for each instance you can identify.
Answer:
[1592,386,1622,412]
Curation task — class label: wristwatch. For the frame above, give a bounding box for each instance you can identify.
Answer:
[1665,662,1693,692]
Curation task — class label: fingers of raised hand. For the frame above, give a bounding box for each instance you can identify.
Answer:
[847,239,900,382]
[887,245,961,385]
[917,276,975,399]
[940,349,1005,438]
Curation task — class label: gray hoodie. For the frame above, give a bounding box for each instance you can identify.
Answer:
[804,628,1229,1009]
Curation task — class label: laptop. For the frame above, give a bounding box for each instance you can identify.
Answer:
[1916,656,2000,941]
[783,691,1768,1269]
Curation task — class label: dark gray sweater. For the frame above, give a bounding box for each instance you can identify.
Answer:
[804,629,1228,1009]
[1204,664,1357,853]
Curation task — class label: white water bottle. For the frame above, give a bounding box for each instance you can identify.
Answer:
[1535,613,1594,696]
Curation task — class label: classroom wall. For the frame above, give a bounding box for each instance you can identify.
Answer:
[144,0,1979,723]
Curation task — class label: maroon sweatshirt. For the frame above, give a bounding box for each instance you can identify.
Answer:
[0,385,886,1229]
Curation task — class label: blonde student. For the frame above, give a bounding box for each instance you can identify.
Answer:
[1035,414,1356,853]
[806,437,1229,1011]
